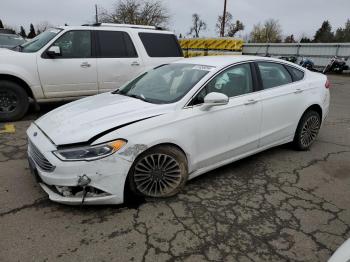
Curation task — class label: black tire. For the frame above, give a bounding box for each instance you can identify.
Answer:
[293,110,321,151]
[336,69,344,74]
[128,145,188,198]
[0,80,29,121]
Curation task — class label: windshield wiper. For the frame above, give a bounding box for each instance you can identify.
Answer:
[113,90,151,103]
[11,44,23,51]
[128,94,150,103]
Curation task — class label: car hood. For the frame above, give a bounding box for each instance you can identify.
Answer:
[0,47,13,54]
[35,92,174,145]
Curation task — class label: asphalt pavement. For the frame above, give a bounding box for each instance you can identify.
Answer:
[0,74,350,262]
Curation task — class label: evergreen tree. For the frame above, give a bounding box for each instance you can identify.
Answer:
[300,37,311,43]
[313,20,334,43]
[334,19,350,42]
[0,19,4,29]
[27,23,36,39]
[19,26,27,38]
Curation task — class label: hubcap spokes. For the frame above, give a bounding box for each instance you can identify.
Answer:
[0,91,18,113]
[134,154,182,197]
[300,115,320,147]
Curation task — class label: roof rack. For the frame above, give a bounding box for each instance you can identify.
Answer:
[82,23,162,30]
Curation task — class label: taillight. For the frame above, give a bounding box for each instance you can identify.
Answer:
[325,79,331,89]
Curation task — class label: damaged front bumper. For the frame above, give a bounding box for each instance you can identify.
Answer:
[27,124,132,205]
[39,183,121,205]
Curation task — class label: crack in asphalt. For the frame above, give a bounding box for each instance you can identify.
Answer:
[0,197,49,217]
[1,81,350,261]
[1,148,349,261]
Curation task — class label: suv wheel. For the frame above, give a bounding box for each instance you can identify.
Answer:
[0,80,29,121]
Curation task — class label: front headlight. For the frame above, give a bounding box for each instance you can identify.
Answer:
[53,140,127,161]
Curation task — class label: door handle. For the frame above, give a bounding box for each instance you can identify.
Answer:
[294,88,303,94]
[244,99,258,105]
[131,61,140,66]
[80,62,91,68]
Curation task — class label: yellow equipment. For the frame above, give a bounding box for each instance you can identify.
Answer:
[179,38,244,58]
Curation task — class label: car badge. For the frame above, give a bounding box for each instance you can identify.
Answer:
[33,132,37,137]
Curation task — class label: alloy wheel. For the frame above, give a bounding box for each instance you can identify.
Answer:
[300,115,320,148]
[134,153,182,197]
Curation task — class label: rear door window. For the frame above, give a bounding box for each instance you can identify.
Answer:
[97,31,137,58]
[138,33,183,57]
[286,65,305,81]
[257,62,293,89]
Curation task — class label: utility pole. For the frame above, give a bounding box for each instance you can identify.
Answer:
[220,0,227,37]
[95,4,99,24]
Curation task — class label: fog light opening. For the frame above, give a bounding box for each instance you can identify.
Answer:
[54,185,109,198]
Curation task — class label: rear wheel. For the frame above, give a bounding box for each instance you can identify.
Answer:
[0,80,29,121]
[128,145,188,198]
[293,110,321,150]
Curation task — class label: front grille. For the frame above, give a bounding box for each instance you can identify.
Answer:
[28,140,55,172]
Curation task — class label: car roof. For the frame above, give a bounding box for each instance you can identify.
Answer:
[175,55,297,68]
[0,33,23,38]
[57,24,174,34]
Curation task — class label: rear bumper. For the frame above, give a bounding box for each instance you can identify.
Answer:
[322,89,330,123]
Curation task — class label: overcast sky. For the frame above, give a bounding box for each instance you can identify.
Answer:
[1,0,350,39]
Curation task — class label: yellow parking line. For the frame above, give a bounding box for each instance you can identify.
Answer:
[0,124,16,134]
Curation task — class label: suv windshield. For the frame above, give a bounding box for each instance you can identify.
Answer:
[117,63,214,104]
[20,28,62,53]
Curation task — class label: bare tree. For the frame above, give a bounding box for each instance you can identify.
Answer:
[99,0,169,27]
[216,11,232,36]
[215,12,244,37]
[250,19,282,43]
[227,20,244,37]
[188,13,206,38]
[2,24,17,34]
[35,21,54,34]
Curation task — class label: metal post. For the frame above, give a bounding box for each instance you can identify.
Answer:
[95,4,99,24]
[335,44,340,57]
[221,0,227,37]
[296,44,301,57]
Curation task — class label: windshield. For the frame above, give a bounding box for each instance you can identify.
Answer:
[117,63,214,104]
[0,34,25,47]
[21,28,62,53]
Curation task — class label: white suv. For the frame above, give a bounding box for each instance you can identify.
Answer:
[0,23,183,121]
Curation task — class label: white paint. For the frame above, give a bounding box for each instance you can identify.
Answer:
[0,25,182,100]
[329,238,350,262]
[27,56,330,205]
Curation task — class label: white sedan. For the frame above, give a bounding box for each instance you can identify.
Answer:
[26,56,330,205]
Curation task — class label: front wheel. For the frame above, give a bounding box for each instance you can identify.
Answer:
[0,80,29,121]
[293,110,321,151]
[128,146,188,198]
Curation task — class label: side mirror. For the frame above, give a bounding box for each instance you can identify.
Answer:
[201,92,229,110]
[46,46,61,58]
